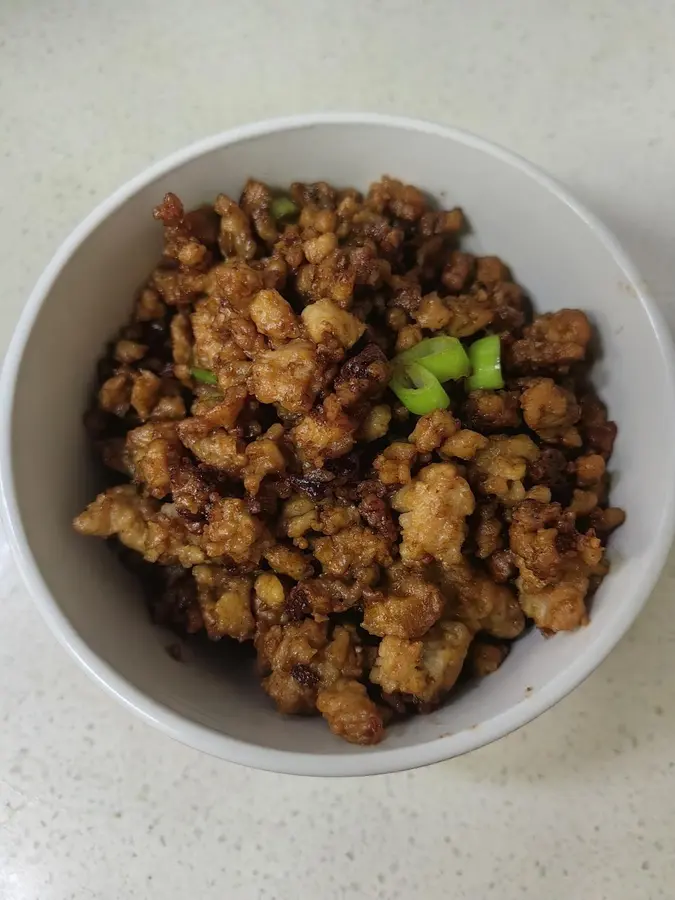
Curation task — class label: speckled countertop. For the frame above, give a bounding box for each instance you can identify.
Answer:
[2,2,675,898]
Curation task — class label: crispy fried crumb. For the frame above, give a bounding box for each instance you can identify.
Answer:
[75,176,624,746]
[392,463,475,567]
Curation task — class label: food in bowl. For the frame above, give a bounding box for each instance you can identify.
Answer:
[73,175,625,746]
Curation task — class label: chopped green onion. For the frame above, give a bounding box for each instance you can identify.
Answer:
[190,367,218,385]
[270,196,299,221]
[467,334,504,391]
[389,362,450,416]
[395,336,471,383]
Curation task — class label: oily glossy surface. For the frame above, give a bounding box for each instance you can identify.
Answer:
[72,177,623,748]
[4,3,675,898]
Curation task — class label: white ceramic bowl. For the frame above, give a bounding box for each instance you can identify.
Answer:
[3,114,675,776]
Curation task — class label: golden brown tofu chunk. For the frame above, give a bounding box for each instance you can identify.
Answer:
[392,463,475,567]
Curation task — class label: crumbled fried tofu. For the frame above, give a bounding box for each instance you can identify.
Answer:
[75,179,624,747]
[392,463,475,566]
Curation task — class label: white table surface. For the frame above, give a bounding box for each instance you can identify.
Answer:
[2,2,675,897]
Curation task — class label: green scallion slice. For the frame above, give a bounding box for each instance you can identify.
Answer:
[190,367,218,385]
[394,336,471,383]
[389,362,450,416]
[467,334,504,391]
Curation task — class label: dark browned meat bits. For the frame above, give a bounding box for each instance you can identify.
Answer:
[73,176,624,745]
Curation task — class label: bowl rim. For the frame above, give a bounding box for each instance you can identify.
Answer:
[2,112,675,777]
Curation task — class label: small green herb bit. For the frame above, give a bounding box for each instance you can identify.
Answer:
[190,367,218,385]
[389,362,450,416]
[395,335,471,383]
[467,334,504,391]
[270,196,299,221]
